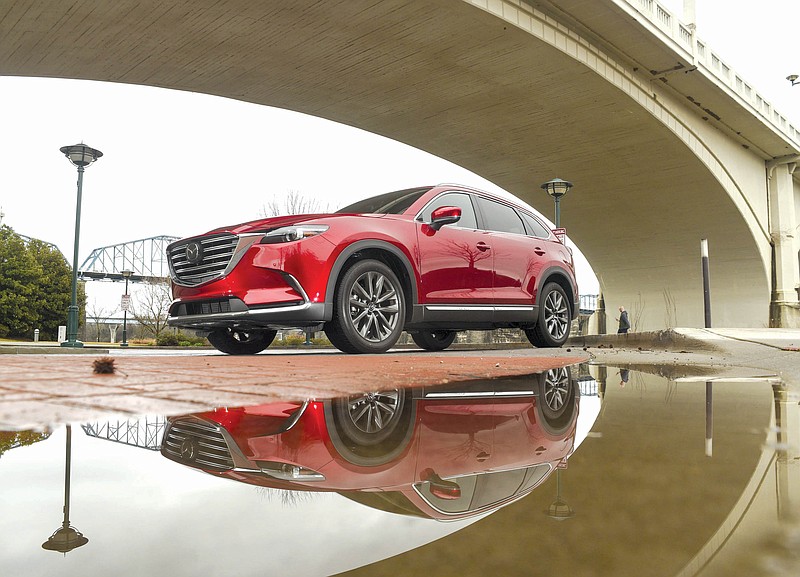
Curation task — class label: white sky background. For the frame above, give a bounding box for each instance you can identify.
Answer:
[1,0,798,309]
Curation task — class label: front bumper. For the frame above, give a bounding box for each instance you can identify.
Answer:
[168,297,332,331]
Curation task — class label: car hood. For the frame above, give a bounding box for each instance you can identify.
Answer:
[206,212,388,235]
[206,214,338,235]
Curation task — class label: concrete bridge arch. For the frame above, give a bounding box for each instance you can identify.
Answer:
[2,0,798,329]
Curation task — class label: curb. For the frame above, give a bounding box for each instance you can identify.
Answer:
[567,329,722,352]
[0,345,111,355]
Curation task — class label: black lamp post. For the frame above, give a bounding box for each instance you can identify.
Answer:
[59,143,103,348]
[121,270,133,347]
[540,178,573,228]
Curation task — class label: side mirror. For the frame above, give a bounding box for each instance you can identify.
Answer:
[429,206,461,230]
[421,468,462,500]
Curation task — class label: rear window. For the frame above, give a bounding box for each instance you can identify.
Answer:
[336,187,432,215]
[519,212,552,238]
[475,197,525,235]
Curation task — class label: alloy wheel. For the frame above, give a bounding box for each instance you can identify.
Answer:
[543,289,569,340]
[346,390,402,435]
[347,270,400,343]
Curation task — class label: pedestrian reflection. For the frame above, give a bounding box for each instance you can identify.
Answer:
[161,367,581,520]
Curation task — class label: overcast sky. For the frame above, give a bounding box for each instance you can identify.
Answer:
[1,0,798,300]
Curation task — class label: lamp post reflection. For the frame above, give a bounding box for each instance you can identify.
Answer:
[42,426,88,553]
[545,469,575,520]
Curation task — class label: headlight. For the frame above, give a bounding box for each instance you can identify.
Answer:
[261,225,329,244]
[256,461,325,481]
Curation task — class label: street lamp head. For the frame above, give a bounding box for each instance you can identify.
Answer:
[540,177,573,199]
[59,143,103,168]
[788,74,799,86]
[121,270,134,279]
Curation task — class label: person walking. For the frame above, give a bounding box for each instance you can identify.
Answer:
[617,306,630,334]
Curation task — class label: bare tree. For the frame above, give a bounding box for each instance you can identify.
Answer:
[261,189,330,217]
[130,281,172,338]
[86,298,118,343]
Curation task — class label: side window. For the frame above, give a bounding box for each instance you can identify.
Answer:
[519,212,552,239]
[475,197,525,235]
[418,192,478,229]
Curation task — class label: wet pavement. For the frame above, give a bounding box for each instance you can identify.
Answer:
[1,329,799,576]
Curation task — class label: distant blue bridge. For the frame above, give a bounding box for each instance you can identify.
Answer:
[78,235,179,282]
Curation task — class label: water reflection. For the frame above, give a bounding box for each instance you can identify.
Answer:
[0,365,797,576]
[159,367,580,520]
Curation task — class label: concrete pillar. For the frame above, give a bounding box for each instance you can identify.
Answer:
[767,161,800,327]
[774,384,799,521]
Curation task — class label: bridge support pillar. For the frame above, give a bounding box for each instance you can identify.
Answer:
[767,162,800,328]
[587,292,607,335]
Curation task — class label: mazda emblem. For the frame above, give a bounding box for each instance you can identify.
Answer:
[185,242,203,264]
[180,437,198,461]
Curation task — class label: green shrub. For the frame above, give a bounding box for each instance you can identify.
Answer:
[155,332,209,347]
[156,333,180,346]
[272,333,331,347]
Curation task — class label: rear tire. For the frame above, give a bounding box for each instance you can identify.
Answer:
[207,328,276,355]
[537,367,577,434]
[410,330,457,351]
[525,282,571,348]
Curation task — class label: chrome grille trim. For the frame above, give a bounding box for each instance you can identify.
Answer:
[161,418,234,471]
[168,233,262,287]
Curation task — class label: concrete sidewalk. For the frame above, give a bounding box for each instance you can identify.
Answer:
[0,347,586,430]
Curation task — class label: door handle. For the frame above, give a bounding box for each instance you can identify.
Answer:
[533,247,546,256]
[476,242,490,252]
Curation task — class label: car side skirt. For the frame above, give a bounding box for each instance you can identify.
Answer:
[407,303,538,330]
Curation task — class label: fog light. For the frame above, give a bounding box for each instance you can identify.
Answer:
[256,461,325,481]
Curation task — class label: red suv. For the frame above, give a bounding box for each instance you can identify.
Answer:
[166,184,578,354]
[160,367,580,520]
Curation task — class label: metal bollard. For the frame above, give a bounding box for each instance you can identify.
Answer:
[701,239,712,328]
[34,328,40,342]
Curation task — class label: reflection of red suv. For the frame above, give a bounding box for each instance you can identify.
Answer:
[166,184,578,354]
[160,368,579,520]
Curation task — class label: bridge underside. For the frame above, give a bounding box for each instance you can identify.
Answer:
[0,0,776,329]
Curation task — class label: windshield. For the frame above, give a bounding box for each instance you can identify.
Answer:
[336,187,432,215]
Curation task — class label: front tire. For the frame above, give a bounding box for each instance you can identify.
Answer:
[207,328,276,355]
[325,259,405,354]
[326,388,415,465]
[410,330,457,351]
[525,282,571,348]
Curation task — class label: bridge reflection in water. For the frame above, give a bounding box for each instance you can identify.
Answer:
[0,365,796,576]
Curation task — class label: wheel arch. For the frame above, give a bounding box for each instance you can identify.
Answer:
[537,267,578,320]
[326,240,419,322]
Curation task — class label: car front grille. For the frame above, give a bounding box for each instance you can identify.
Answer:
[161,418,234,472]
[168,233,239,287]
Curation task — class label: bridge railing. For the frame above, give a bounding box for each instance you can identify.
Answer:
[624,0,800,147]
[579,294,599,315]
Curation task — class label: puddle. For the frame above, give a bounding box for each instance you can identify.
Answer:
[1,364,797,576]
